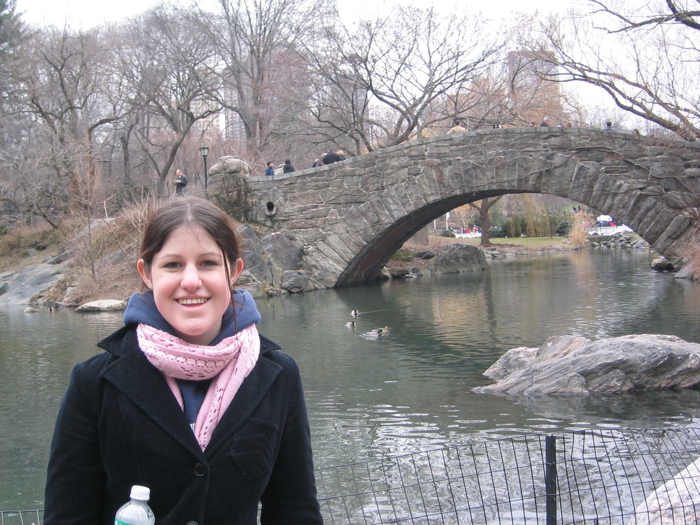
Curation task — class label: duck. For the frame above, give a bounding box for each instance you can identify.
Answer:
[346,321,356,328]
[351,309,360,317]
[361,326,390,339]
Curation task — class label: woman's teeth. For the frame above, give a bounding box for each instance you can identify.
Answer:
[178,298,207,305]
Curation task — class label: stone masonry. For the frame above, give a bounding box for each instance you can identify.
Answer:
[218,127,700,288]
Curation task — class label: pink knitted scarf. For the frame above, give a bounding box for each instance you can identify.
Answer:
[136,323,260,450]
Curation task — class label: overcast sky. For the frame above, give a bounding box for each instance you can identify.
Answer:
[16,0,572,29]
[16,0,617,122]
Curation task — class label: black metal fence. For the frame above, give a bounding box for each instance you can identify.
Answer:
[0,510,42,525]
[315,428,700,524]
[4,428,700,524]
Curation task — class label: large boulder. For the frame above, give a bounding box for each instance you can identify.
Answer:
[236,270,268,298]
[208,156,253,178]
[280,270,310,293]
[237,225,272,285]
[0,259,71,305]
[481,346,539,380]
[434,243,488,274]
[260,233,304,286]
[630,455,700,524]
[475,334,700,396]
[208,156,254,203]
[75,299,126,312]
[650,256,675,271]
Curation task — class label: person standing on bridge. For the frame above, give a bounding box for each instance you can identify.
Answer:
[283,159,295,173]
[174,169,188,195]
[322,150,342,165]
[265,162,275,176]
[44,196,322,525]
[448,120,466,134]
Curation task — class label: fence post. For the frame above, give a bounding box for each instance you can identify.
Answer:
[545,435,557,525]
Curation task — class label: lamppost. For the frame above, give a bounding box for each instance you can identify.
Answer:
[199,145,209,190]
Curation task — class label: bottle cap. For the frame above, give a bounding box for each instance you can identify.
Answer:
[130,485,150,501]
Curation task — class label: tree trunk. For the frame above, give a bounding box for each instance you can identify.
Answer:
[467,196,504,247]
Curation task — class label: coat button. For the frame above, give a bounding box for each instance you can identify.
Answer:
[186,522,198,525]
[193,462,207,476]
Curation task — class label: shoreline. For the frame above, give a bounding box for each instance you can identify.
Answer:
[1,233,650,308]
[387,235,584,274]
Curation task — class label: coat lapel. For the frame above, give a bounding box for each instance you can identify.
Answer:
[100,328,203,457]
[204,351,282,457]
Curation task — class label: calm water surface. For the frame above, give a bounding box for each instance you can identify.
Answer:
[3,248,700,509]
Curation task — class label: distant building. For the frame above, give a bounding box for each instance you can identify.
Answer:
[220,87,247,143]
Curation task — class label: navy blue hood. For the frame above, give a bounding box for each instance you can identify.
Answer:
[123,289,261,345]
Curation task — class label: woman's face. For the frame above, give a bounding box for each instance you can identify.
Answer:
[137,225,243,345]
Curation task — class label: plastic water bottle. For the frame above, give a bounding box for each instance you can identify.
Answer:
[114,485,155,525]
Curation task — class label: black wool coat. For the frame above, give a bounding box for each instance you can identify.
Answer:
[44,325,322,525]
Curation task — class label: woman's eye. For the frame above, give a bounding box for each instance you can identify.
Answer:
[163,262,181,269]
[201,260,220,267]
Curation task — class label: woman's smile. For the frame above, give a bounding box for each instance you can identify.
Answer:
[177,297,209,305]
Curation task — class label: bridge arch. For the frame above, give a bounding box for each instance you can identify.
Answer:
[244,127,700,288]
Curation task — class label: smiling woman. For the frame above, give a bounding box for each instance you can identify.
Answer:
[43,197,323,525]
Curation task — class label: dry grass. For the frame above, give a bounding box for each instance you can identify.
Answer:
[62,199,161,302]
[461,236,566,248]
[569,210,595,247]
[14,200,161,305]
[0,222,71,273]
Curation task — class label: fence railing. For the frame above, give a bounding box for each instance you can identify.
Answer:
[0,510,42,525]
[4,428,700,524]
[316,428,700,524]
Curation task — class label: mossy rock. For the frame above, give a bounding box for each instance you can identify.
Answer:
[391,249,414,262]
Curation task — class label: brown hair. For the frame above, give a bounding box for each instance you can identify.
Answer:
[140,197,241,298]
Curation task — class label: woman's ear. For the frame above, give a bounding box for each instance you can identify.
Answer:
[230,258,244,286]
[137,259,152,288]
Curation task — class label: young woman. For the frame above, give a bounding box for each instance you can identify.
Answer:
[44,197,322,524]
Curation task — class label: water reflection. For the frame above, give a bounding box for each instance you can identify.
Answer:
[3,249,700,509]
[0,308,124,510]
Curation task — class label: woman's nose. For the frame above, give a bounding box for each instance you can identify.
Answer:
[181,263,202,290]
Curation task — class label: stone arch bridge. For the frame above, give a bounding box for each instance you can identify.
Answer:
[238,128,700,288]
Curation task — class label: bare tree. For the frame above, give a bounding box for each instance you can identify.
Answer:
[303,5,502,154]
[531,0,700,140]
[117,5,222,196]
[0,26,124,222]
[468,197,504,247]
[193,0,332,167]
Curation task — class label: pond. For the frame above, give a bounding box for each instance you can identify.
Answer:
[2,248,700,510]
